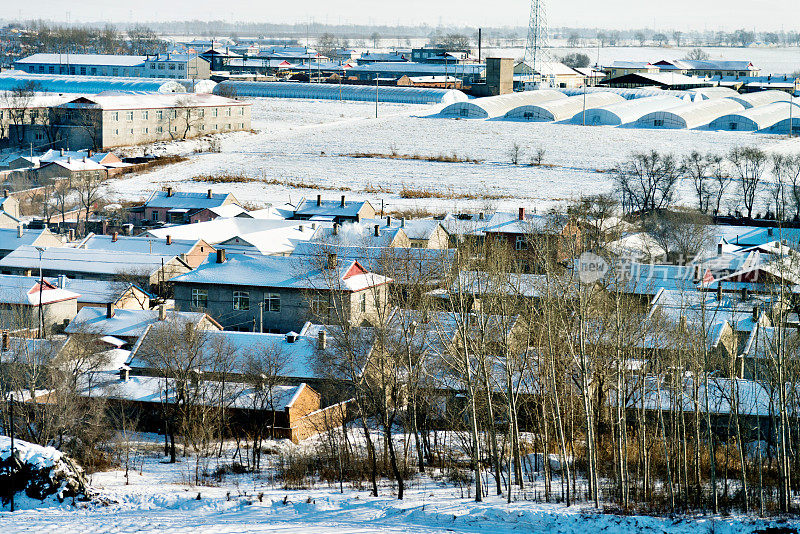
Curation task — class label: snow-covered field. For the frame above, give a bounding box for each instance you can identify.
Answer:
[2,435,798,534]
[104,97,800,215]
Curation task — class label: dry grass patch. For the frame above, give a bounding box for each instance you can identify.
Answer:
[399,185,511,200]
[344,151,482,164]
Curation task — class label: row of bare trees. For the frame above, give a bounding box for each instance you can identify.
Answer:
[615,147,798,221]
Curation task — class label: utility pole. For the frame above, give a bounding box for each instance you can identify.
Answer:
[582,77,587,126]
[790,98,794,139]
[35,246,46,339]
[9,393,14,512]
[375,75,379,118]
[259,301,264,333]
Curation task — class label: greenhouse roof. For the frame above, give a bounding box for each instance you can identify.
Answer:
[439,89,566,119]
[212,80,467,105]
[725,90,791,109]
[581,95,685,126]
[0,71,186,94]
[505,92,625,122]
[708,101,800,132]
[637,98,745,129]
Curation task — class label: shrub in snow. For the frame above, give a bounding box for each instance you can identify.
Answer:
[0,435,89,506]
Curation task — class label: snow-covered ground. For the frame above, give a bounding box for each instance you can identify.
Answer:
[104,97,800,215]
[2,434,797,534]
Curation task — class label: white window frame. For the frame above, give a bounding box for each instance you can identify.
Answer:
[264,293,281,312]
[191,288,208,308]
[233,291,250,311]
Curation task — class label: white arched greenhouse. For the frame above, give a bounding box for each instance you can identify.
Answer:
[724,90,791,109]
[635,98,745,129]
[560,87,691,101]
[708,101,800,132]
[504,92,624,122]
[687,86,740,100]
[175,79,218,94]
[439,89,565,119]
[212,81,468,105]
[0,71,186,94]
[581,96,686,126]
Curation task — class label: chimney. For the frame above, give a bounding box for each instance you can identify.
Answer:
[58,274,66,288]
[119,367,130,382]
[87,149,92,158]
[112,231,118,242]
[332,223,339,236]
[318,330,327,350]
[166,187,174,197]
[518,207,525,221]
[216,249,226,263]
[1,331,8,352]
[752,306,759,321]
[741,287,749,302]
[717,242,723,255]
[166,235,172,245]
[158,304,167,321]
[2,189,7,198]
[768,227,774,237]
[326,252,337,269]
[386,215,391,226]
[207,189,213,199]
[374,224,380,237]
[255,374,265,391]
[17,223,23,238]
[59,148,64,157]
[316,194,322,207]
[717,281,723,301]
[285,332,297,343]
[67,156,71,163]
[106,302,115,319]
[68,228,75,241]
[340,195,346,208]
[479,212,484,220]
[400,218,405,228]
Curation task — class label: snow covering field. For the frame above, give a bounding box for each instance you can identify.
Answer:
[2,434,798,534]
[104,96,800,215]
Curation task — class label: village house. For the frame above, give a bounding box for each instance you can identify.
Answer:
[0,226,64,260]
[360,216,450,249]
[0,274,79,334]
[171,249,391,333]
[74,232,214,269]
[130,188,242,225]
[291,195,376,224]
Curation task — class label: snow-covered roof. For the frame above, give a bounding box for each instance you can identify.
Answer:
[171,253,390,292]
[360,217,446,241]
[312,222,404,248]
[0,245,184,276]
[0,227,57,251]
[82,373,309,412]
[143,190,237,210]
[482,211,554,235]
[39,158,107,172]
[0,274,79,305]
[61,91,247,111]
[75,233,203,257]
[581,95,685,126]
[725,89,791,109]
[504,92,625,122]
[45,276,147,305]
[440,89,566,119]
[213,80,468,105]
[294,197,372,219]
[708,101,800,132]
[0,71,187,94]
[636,98,745,129]
[143,218,316,255]
[15,53,146,67]
[128,327,324,379]
[64,306,211,339]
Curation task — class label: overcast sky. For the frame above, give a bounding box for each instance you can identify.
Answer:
[13,0,799,31]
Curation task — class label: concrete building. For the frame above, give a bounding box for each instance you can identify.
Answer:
[14,53,147,77]
[52,92,251,150]
[485,57,514,96]
[14,53,210,80]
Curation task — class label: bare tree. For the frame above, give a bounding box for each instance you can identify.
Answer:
[729,146,767,218]
[615,150,679,213]
[681,150,711,213]
[2,81,40,144]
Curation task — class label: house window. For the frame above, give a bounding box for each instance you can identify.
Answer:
[158,63,165,70]
[129,128,134,135]
[264,293,280,312]
[240,108,245,116]
[212,108,218,117]
[152,211,159,221]
[126,111,134,121]
[359,292,366,313]
[178,64,184,70]
[156,110,163,120]
[150,63,156,69]
[200,125,205,131]
[191,288,208,308]
[34,132,44,141]
[142,127,148,134]
[515,235,526,251]
[48,66,54,74]
[157,126,163,133]
[198,109,204,117]
[112,68,118,75]
[111,112,119,121]
[654,119,664,127]
[142,111,148,120]
[233,291,250,310]
[168,64,176,70]
[114,129,119,135]
[225,108,231,116]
